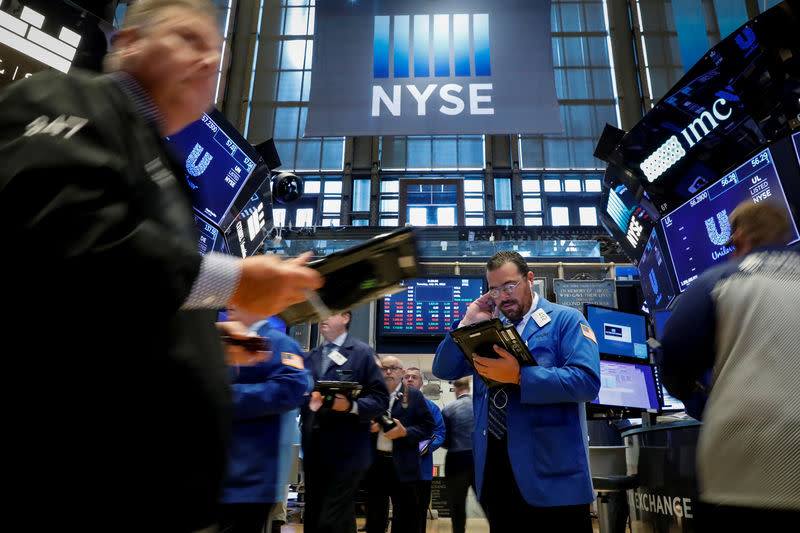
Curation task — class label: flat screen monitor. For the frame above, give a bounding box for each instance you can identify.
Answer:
[584,304,648,360]
[637,230,678,312]
[590,359,660,412]
[379,276,484,337]
[661,385,685,412]
[166,110,258,227]
[660,147,800,292]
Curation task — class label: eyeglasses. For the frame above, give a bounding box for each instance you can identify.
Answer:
[487,279,523,299]
[383,366,403,373]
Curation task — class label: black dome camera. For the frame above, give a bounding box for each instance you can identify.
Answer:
[271,171,304,205]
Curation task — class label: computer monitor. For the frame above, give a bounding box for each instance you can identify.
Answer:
[589,359,661,417]
[378,275,485,338]
[584,304,649,360]
[637,229,678,312]
[660,385,685,412]
[660,147,800,292]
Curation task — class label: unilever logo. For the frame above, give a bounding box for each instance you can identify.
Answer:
[372,14,494,117]
[705,210,731,246]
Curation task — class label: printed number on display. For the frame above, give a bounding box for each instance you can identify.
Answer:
[24,115,88,139]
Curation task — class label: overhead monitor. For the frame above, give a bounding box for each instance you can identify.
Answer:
[660,147,800,292]
[636,229,678,312]
[589,359,661,414]
[584,304,649,360]
[379,276,484,338]
[598,171,655,262]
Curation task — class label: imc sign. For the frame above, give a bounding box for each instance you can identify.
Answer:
[306,0,561,136]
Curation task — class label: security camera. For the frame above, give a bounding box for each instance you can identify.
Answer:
[271,172,304,205]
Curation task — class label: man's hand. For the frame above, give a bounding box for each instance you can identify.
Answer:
[384,419,407,439]
[370,421,381,433]
[230,251,324,318]
[309,391,323,412]
[473,345,521,385]
[461,292,497,327]
[331,393,351,412]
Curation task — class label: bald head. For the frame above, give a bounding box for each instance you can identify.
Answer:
[382,356,404,390]
[729,201,793,257]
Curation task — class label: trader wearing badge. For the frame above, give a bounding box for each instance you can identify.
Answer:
[432,251,601,532]
[301,311,389,533]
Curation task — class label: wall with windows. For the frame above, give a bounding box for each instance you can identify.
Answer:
[220,0,777,231]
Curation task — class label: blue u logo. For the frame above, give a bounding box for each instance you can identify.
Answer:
[186,143,213,177]
[374,14,491,79]
[705,210,731,246]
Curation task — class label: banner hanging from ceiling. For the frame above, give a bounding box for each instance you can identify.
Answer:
[305,0,561,137]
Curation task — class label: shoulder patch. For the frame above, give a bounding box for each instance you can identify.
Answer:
[281,352,305,369]
[580,323,597,344]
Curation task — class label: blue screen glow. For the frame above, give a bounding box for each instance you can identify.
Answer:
[585,305,648,359]
[637,231,678,312]
[591,359,660,411]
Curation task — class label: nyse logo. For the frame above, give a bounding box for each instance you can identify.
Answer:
[626,216,644,248]
[372,14,494,117]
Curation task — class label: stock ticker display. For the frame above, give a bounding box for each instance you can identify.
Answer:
[660,148,799,291]
[636,230,678,312]
[380,277,484,336]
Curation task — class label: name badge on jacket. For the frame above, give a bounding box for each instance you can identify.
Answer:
[328,350,347,366]
[532,308,551,328]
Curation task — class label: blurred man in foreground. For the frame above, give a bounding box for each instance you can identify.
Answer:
[658,200,800,529]
[0,1,321,530]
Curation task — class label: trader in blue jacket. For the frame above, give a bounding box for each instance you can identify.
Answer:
[433,251,601,532]
[404,367,447,533]
[218,307,312,533]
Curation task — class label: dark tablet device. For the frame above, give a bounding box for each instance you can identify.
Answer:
[279,227,420,326]
[449,318,538,389]
[315,380,363,398]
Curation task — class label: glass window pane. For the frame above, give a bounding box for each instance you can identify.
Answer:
[295,208,314,227]
[458,137,484,168]
[295,140,321,170]
[432,138,458,169]
[523,198,542,212]
[464,179,483,193]
[380,199,398,212]
[564,179,582,192]
[322,199,341,214]
[351,218,369,226]
[273,141,296,170]
[408,207,428,226]
[585,179,602,192]
[381,180,399,193]
[353,179,371,211]
[579,207,598,226]
[464,198,483,212]
[497,218,513,227]
[550,206,570,226]
[380,136,407,169]
[274,108,300,139]
[522,179,540,193]
[284,7,309,36]
[437,207,456,226]
[519,137,544,169]
[524,217,543,226]
[466,217,484,226]
[273,208,286,227]
[321,218,340,227]
[407,137,432,168]
[323,180,342,194]
[321,139,344,170]
[380,218,399,226]
[304,40,314,69]
[494,178,512,211]
[544,179,561,192]
[303,180,320,194]
[277,71,303,101]
[281,40,306,69]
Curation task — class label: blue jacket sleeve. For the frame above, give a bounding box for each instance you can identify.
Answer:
[656,271,718,412]
[426,399,446,453]
[432,321,473,380]
[231,334,310,420]
[520,311,601,404]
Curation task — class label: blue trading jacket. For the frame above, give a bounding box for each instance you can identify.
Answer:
[221,326,311,504]
[433,296,601,507]
[421,398,447,481]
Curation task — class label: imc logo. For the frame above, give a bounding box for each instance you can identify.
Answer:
[372,14,494,117]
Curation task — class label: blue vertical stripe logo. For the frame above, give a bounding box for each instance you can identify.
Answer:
[607,186,634,234]
[373,14,491,79]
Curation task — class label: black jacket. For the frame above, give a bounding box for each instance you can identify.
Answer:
[0,71,230,531]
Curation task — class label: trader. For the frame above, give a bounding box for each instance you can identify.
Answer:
[301,312,389,533]
[0,1,322,531]
[441,377,478,533]
[658,200,800,529]
[433,251,601,531]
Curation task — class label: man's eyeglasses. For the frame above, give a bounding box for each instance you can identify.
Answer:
[383,366,403,373]
[487,279,523,299]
